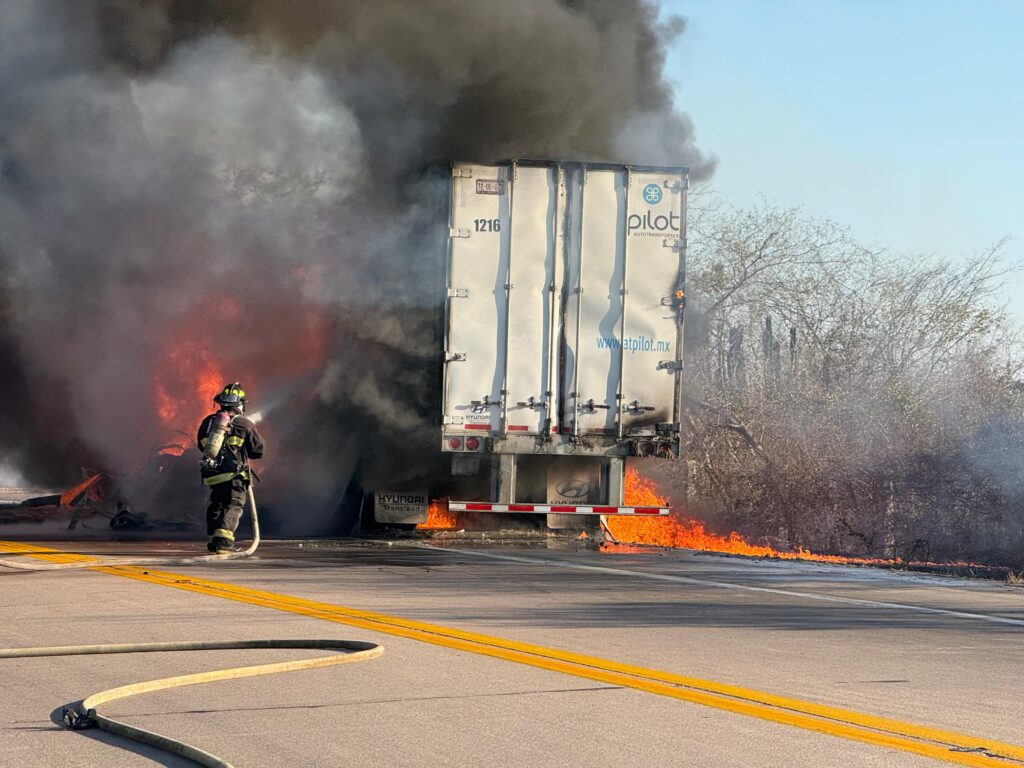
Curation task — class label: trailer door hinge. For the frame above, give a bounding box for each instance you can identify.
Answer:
[443,416,465,425]
[662,238,684,251]
[446,352,466,362]
[450,228,470,239]
[657,360,682,372]
[447,287,469,298]
[453,168,473,178]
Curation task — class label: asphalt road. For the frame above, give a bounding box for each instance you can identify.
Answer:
[0,536,1022,767]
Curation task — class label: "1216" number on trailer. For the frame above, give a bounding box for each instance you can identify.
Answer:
[473,218,501,232]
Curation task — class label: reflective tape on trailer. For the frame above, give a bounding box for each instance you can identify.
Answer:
[448,502,669,516]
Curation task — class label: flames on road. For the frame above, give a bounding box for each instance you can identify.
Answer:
[321,468,987,571]
[415,471,899,562]
[607,469,792,558]
[606,469,925,566]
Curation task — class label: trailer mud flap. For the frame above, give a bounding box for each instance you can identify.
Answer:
[374,492,429,524]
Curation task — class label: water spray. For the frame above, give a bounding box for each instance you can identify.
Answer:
[247,373,320,425]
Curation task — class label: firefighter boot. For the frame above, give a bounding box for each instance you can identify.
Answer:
[210,536,235,553]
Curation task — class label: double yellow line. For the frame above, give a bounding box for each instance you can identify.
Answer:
[2,540,1022,767]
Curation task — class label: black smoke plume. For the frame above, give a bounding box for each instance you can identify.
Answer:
[0,0,711,528]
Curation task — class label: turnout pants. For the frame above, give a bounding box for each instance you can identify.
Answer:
[207,476,248,543]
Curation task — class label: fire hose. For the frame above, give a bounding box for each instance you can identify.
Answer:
[0,489,386,766]
[0,485,261,571]
[0,639,384,767]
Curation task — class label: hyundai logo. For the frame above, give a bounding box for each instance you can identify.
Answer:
[555,479,590,499]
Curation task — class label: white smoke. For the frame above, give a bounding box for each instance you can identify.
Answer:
[0,465,27,489]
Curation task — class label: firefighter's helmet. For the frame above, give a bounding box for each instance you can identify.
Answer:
[214,382,247,410]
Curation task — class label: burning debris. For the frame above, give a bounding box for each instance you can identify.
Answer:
[0,449,202,533]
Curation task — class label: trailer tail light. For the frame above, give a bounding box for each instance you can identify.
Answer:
[448,437,463,450]
[465,436,480,450]
[657,442,673,458]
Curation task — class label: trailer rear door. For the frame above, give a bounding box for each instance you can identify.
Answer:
[444,160,686,445]
[444,164,511,433]
[562,168,625,435]
[504,165,564,435]
[619,169,687,433]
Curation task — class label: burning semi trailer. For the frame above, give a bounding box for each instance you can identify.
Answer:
[0,0,725,548]
[376,159,689,531]
[0,150,1002,575]
[0,153,893,566]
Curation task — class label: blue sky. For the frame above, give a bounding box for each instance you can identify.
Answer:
[659,1,1024,322]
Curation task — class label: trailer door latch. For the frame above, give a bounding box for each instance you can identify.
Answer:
[515,396,548,409]
[624,400,656,414]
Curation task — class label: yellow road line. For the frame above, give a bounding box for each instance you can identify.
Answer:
[2,540,1022,767]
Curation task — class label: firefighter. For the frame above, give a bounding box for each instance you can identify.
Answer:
[196,382,264,553]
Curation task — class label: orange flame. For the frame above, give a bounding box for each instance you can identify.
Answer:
[417,499,460,530]
[607,469,955,567]
[153,339,224,449]
[608,469,789,557]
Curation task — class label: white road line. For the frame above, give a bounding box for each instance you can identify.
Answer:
[418,545,1024,628]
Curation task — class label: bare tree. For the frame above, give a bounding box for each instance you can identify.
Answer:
[673,196,1022,567]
